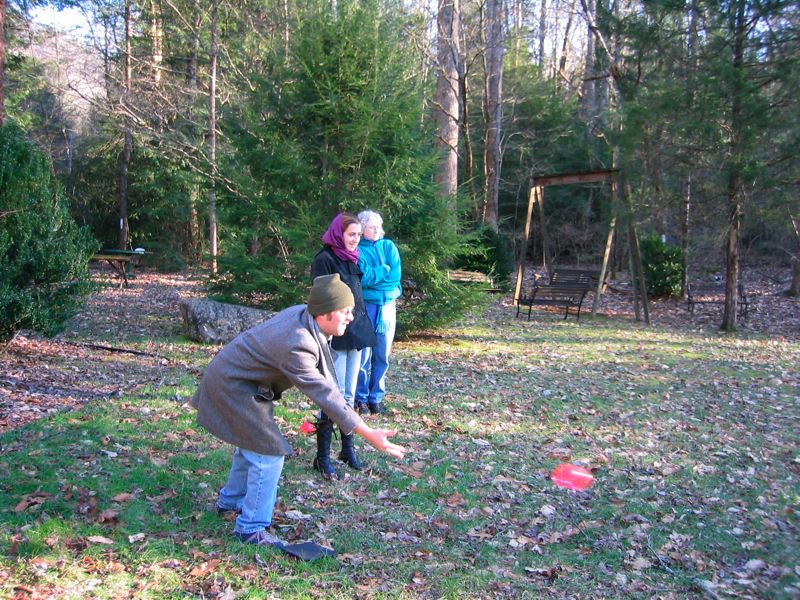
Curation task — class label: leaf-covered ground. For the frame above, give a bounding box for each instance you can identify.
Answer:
[0,267,798,598]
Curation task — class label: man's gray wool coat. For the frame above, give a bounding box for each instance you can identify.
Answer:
[190,304,363,456]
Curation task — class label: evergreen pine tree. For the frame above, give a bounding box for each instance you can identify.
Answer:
[0,122,98,342]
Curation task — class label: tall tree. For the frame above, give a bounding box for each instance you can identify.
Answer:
[434,0,461,206]
[791,214,800,296]
[482,0,504,230]
[0,0,5,126]
[207,0,219,273]
[117,0,132,249]
[721,0,747,330]
[215,0,459,312]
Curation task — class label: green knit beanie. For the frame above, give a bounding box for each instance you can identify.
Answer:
[307,274,355,316]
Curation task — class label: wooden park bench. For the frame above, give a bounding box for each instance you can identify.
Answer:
[91,249,146,288]
[687,282,750,318]
[447,270,501,292]
[401,270,500,299]
[516,267,600,322]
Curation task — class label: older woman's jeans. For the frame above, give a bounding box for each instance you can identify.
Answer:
[356,300,396,406]
[331,348,361,408]
[217,447,284,535]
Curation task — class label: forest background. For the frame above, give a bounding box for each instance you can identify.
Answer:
[1,2,800,598]
[1,0,799,335]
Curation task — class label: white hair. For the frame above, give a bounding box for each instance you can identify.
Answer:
[357,210,383,228]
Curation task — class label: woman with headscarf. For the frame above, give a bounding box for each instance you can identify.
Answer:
[310,213,377,479]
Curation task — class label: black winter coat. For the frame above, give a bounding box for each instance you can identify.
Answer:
[311,246,377,352]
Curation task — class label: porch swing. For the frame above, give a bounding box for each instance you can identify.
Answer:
[513,169,651,324]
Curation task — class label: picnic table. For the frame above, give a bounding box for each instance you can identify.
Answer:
[91,249,146,288]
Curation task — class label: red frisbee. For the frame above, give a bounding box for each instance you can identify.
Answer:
[550,463,595,490]
[299,420,317,434]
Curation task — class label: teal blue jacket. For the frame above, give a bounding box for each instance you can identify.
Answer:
[358,238,402,306]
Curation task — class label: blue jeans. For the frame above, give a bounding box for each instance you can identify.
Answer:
[217,447,284,535]
[331,347,361,409]
[356,300,396,406]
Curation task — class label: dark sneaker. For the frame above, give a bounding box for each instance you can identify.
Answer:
[234,529,282,546]
[356,402,369,415]
[368,402,385,415]
[216,505,241,517]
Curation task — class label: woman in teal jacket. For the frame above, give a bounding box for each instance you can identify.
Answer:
[355,210,402,415]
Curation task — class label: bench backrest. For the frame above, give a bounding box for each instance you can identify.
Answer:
[549,268,599,287]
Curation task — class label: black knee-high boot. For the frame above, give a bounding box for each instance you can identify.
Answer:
[312,416,340,480]
[338,430,364,470]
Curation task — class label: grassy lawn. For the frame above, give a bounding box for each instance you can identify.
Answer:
[1,302,798,599]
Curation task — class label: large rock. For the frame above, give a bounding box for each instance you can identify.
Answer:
[180,298,274,344]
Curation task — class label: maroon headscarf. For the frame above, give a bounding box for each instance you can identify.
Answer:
[321,213,360,263]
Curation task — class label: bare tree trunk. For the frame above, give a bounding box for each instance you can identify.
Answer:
[208,0,219,273]
[555,0,576,88]
[460,62,478,217]
[681,1,698,298]
[643,131,665,235]
[0,0,5,126]
[510,0,522,68]
[789,214,800,297]
[186,0,203,264]
[680,176,691,297]
[188,0,201,88]
[483,0,504,231]
[435,0,461,206]
[580,0,597,120]
[722,0,746,332]
[625,180,650,324]
[283,0,290,62]
[118,0,133,250]
[102,14,114,99]
[150,0,164,84]
[538,0,547,67]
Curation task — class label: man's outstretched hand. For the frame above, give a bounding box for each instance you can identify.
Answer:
[355,424,406,459]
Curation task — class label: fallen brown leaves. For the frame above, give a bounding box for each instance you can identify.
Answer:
[514,265,800,339]
[0,270,206,432]
[1,266,798,598]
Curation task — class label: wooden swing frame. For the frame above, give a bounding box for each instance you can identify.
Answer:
[513,169,650,324]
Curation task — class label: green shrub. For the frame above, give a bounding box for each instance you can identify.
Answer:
[452,225,514,287]
[640,235,684,299]
[0,122,98,342]
[208,0,484,333]
[396,270,487,336]
[138,239,188,273]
